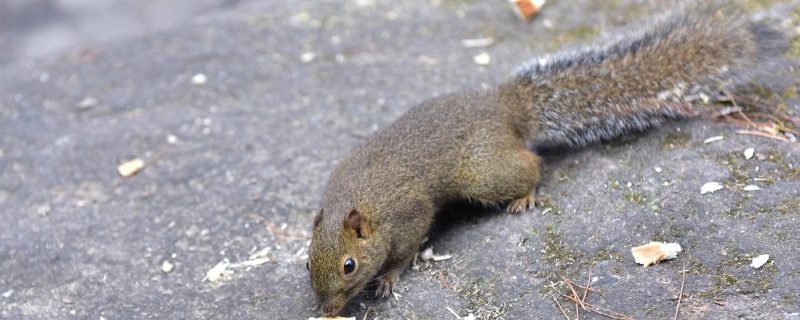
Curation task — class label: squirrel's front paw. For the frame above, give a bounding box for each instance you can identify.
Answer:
[376,270,399,298]
[507,194,535,214]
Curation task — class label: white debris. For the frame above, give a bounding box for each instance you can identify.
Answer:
[743,185,760,191]
[461,37,495,48]
[78,97,98,109]
[703,136,724,144]
[447,307,461,320]
[744,148,755,160]
[191,73,207,85]
[202,258,232,282]
[234,257,270,267]
[161,260,175,273]
[300,52,316,63]
[701,182,723,194]
[750,254,769,269]
[36,204,52,216]
[432,254,453,261]
[167,134,179,144]
[249,247,271,260]
[473,52,491,65]
[117,158,145,177]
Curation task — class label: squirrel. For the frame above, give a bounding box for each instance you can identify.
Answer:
[306,4,786,316]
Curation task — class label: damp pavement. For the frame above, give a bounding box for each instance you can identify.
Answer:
[1,0,799,319]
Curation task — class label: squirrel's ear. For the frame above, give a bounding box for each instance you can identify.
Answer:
[313,208,324,229]
[345,209,369,239]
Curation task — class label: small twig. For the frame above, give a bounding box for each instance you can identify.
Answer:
[733,110,760,128]
[708,92,800,143]
[347,131,371,139]
[734,94,800,126]
[750,114,800,135]
[143,144,171,168]
[553,295,571,320]
[674,263,687,320]
[563,296,637,320]
[563,276,583,318]
[735,130,791,141]
[571,283,603,294]
[247,214,312,239]
[362,307,371,320]
[562,294,637,320]
[446,306,461,319]
[583,265,593,302]
[752,112,786,128]
[559,274,639,320]
[438,270,451,290]
[564,278,602,294]
[722,89,761,128]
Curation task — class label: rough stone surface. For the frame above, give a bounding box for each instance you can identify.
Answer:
[1,0,799,319]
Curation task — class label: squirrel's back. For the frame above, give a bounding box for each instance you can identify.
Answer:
[503,4,787,147]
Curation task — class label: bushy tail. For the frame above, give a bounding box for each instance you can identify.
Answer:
[508,4,787,147]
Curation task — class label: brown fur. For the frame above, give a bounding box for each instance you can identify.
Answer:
[307,4,785,316]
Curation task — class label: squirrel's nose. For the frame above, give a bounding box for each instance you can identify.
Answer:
[321,304,335,315]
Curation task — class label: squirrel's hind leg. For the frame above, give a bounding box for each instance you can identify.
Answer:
[460,148,542,214]
[507,194,536,214]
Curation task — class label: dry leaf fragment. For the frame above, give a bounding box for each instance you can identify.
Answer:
[307,317,356,320]
[509,0,545,21]
[750,254,769,269]
[117,158,144,177]
[631,242,682,267]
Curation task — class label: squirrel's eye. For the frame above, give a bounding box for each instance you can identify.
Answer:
[306,261,310,271]
[343,258,356,274]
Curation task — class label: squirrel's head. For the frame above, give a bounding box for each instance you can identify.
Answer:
[307,207,381,316]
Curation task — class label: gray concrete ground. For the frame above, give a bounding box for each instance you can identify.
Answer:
[1,0,799,319]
